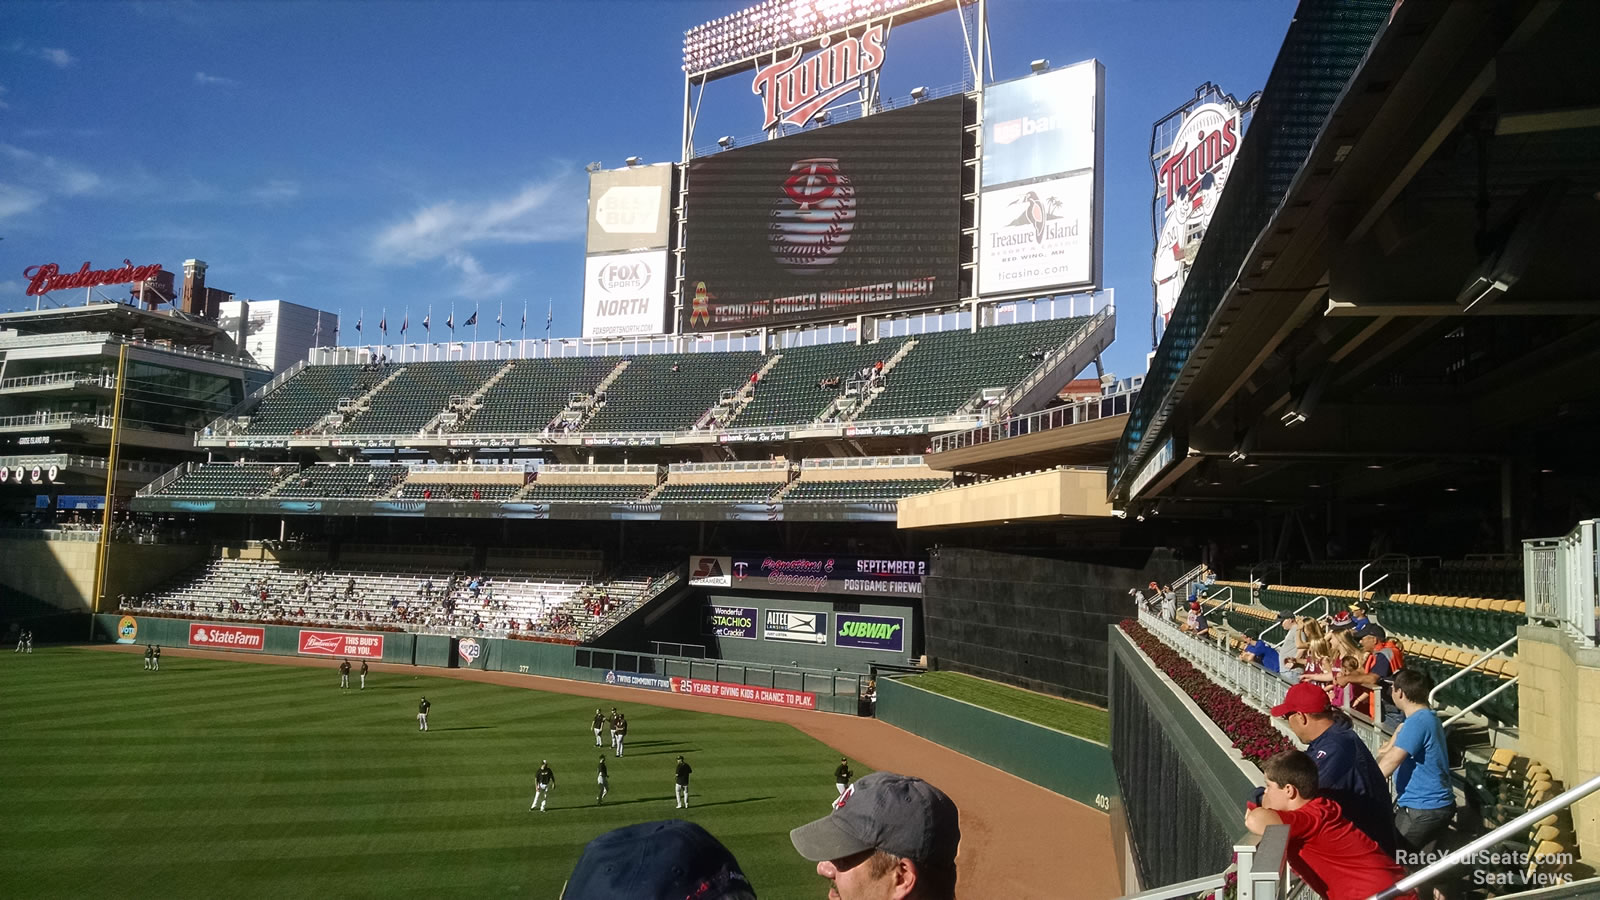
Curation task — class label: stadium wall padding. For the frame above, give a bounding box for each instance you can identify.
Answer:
[876,674,1115,812]
[94,616,866,713]
[921,547,1186,705]
[1107,625,1259,888]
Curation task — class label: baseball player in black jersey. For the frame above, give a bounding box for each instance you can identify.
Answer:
[152,644,160,671]
[144,644,153,670]
[609,707,622,755]
[614,713,629,757]
[674,755,692,809]
[592,708,605,747]
[359,660,368,690]
[417,696,430,731]
[835,757,853,799]
[596,755,609,804]
[532,760,555,811]
[339,658,351,689]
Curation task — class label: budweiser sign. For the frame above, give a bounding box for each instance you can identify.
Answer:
[24,259,164,296]
[189,623,266,651]
[297,630,385,659]
[752,25,887,131]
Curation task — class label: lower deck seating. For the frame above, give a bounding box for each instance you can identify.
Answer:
[154,463,288,497]
[654,482,785,504]
[123,557,678,641]
[783,478,951,502]
[395,483,520,501]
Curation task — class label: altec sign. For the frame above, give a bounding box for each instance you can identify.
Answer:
[24,260,164,296]
[189,623,266,651]
[752,25,887,131]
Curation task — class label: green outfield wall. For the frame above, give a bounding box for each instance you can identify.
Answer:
[92,614,864,713]
[875,674,1116,812]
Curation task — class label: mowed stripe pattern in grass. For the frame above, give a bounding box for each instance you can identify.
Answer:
[2,649,860,900]
[898,671,1110,744]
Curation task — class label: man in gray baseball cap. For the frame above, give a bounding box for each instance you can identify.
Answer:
[789,771,960,900]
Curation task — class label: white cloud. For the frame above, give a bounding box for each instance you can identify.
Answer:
[369,173,582,297]
[0,183,46,220]
[444,251,516,297]
[194,71,239,87]
[371,175,581,263]
[0,144,102,195]
[40,47,75,67]
[248,179,299,203]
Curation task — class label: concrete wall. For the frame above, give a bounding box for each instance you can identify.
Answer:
[896,467,1112,528]
[0,540,207,613]
[1514,625,1600,853]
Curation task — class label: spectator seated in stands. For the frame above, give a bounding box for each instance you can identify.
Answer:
[1240,639,1281,674]
[1349,602,1371,631]
[1244,750,1414,900]
[1182,601,1211,637]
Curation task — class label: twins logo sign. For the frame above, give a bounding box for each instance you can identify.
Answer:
[770,158,856,273]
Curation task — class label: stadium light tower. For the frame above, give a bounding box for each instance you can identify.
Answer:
[910,86,927,101]
[624,156,642,167]
[1030,59,1050,73]
[717,135,734,148]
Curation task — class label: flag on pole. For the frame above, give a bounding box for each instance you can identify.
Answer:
[400,313,408,335]
[521,300,527,335]
[379,314,388,335]
[546,298,553,336]
[423,308,431,332]
[355,312,363,333]
[463,311,477,327]
[446,311,454,331]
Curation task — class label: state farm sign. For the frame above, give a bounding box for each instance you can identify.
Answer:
[298,630,385,659]
[189,623,265,651]
[670,676,816,710]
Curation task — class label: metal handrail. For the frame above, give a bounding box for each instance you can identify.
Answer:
[1442,675,1519,729]
[1258,595,1332,642]
[928,380,1142,454]
[996,301,1115,415]
[1367,772,1600,900]
[1428,634,1517,708]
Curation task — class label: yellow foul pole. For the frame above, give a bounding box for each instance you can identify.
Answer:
[91,343,129,618]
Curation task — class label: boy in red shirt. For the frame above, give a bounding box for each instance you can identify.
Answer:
[1245,750,1414,900]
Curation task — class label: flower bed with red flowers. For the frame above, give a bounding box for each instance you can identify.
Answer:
[1120,619,1294,765]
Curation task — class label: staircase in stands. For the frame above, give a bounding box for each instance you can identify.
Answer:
[323,366,407,434]
[714,353,787,429]
[433,361,517,434]
[561,359,632,432]
[837,339,919,423]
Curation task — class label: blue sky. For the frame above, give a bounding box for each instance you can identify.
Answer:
[0,0,1291,381]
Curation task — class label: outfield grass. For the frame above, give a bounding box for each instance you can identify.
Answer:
[2,649,863,899]
[897,671,1110,744]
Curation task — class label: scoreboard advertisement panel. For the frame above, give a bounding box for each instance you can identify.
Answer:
[682,94,966,331]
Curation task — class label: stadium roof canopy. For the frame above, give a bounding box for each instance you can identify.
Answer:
[1110,0,1600,521]
[0,302,230,346]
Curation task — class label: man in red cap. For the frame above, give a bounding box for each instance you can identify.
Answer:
[1246,750,1413,900]
[1267,681,1395,853]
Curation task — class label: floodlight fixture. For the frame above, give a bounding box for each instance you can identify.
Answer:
[624,156,642,167]
[815,110,829,124]
[584,162,602,173]
[910,86,927,101]
[717,135,734,148]
[1030,58,1050,73]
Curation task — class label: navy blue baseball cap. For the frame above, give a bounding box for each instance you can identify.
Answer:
[562,820,755,900]
[790,772,960,864]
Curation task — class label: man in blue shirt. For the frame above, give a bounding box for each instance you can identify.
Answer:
[1379,668,1456,896]
[1240,639,1281,674]
[1269,681,1396,854]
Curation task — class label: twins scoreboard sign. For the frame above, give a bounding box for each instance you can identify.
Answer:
[682,95,965,331]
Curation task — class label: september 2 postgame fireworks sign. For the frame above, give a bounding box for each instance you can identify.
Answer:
[688,555,925,597]
[682,95,965,331]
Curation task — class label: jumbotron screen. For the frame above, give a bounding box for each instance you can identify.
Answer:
[682,94,966,331]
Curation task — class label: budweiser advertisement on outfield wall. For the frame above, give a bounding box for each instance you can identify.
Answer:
[298,630,385,659]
